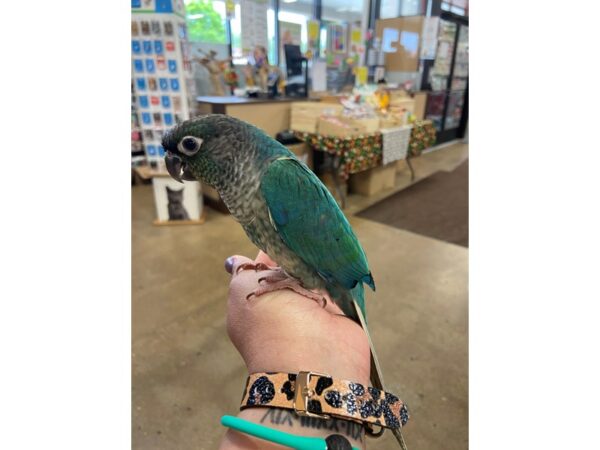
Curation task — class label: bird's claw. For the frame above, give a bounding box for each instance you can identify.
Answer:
[236,262,271,274]
[247,275,329,308]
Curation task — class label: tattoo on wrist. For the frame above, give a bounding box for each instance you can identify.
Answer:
[259,408,364,443]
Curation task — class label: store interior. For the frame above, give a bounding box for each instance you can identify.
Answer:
[132,0,468,448]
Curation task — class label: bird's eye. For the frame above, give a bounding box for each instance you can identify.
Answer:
[178,136,202,156]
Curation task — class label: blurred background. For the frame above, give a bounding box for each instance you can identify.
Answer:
[131,0,468,448]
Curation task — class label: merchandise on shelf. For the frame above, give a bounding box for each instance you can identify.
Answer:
[131,0,195,172]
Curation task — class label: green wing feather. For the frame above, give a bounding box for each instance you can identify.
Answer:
[261,158,375,316]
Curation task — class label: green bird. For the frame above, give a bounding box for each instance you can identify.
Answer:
[162,114,408,446]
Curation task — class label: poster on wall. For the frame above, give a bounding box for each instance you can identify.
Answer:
[225,0,236,19]
[240,0,269,54]
[349,24,364,62]
[307,20,320,50]
[328,23,347,54]
[310,59,327,92]
[350,26,362,47]
[420,16,440,60]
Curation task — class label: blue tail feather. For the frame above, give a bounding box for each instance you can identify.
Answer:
[362,272,376,292]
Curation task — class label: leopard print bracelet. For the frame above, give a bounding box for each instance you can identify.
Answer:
[240,371,409,430]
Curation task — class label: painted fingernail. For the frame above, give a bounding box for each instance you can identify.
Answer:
[225,256,235,274]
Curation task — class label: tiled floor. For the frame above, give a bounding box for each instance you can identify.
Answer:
[132,142,469,449]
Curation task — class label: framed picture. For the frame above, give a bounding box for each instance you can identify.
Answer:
[151,177,204,224]
[328,23,347,54]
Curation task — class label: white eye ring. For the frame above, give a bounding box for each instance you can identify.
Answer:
[178,135,203,156]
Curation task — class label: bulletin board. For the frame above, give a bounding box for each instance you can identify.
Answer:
[375,17,424,72]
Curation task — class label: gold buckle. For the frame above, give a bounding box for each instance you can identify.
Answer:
[293,371,331,419]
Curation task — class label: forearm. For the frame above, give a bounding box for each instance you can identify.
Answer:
[220,407,365,450]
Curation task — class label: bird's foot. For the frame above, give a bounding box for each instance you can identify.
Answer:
[248,275,327,308]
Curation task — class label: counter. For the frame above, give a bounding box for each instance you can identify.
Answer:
[195,96,313,137]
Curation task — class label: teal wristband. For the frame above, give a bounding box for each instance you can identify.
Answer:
[221,415,360,450]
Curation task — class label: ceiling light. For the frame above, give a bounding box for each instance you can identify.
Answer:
[282,0,297,3]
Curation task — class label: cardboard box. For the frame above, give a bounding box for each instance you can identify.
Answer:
[291,102,343,133]
[390,97,416,113]
[318,116,365,137]
[318,116,380,137]
[352,117,381,133]
[286,142,314,170]
[413,91,427,120]
[319,172,348,206]
[314,94,343,104]
[349,163,397,196]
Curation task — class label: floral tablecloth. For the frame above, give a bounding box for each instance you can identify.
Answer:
[294,132,383,179]
[408,120,437,157]
[294,120,436,180]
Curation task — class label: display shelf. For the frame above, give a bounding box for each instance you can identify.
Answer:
[131,0,195,173]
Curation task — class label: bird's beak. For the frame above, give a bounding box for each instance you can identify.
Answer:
[165,152,196,183]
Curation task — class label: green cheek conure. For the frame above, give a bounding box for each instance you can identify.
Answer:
[162,115,406,446]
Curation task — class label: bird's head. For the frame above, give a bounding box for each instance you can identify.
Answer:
[162,114,242,187]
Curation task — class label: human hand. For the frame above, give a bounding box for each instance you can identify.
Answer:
[225,251,370,385]
[220,251,370,450]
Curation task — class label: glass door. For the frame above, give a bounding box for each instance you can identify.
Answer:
[423,12,468,144]
[444,24,468,130]
[425,19,457,131]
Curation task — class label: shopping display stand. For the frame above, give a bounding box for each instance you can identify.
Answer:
[132,0,202,225]
[294,120,436,208]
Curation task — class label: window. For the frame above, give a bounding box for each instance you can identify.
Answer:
[441,0,468,16]
[320,0,365,66]
[230,3,244,63]
[380,0,424,19]
[232,0,277,66]
[185,0,227,44]
[379,0,400,19]
[278,0,314,66]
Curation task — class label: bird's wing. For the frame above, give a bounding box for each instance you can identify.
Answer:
[261,158,375,304]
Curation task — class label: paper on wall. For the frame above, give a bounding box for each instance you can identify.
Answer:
[311,59,327,92]
[308,20,320,49]
[241,0,268,53]
[420,16,439,60]
[226,0,235,19]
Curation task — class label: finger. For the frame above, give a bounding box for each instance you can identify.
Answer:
[255,250,278,267]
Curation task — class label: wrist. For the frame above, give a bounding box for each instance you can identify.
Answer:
[221,408,365,450]
[243,334,371,388]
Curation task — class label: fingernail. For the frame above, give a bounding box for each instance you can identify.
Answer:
[225,256,235,274]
